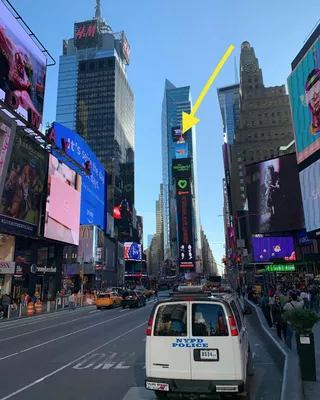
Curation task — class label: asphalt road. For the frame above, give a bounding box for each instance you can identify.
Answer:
[0,296,282,400]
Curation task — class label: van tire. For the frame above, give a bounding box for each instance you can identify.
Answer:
[154,392,167,399]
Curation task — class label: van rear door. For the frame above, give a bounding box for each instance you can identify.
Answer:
[189,301,238,381]
[146,302,191,380]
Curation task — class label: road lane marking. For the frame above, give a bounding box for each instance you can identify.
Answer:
[89,310,101,313]
[0,305,151,362]
[114,361,130,369]
[0,321,146,400]
[120,309,130,312]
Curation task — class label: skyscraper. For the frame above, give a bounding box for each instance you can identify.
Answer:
[161,80,201,272]
[217,84,240,144]
[55,1,134,235]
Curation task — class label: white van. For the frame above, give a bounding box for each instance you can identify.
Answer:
[145,287,253,399]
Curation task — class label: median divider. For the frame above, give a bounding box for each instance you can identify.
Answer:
[245,298,303,400]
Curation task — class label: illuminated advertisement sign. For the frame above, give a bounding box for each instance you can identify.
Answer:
[0,2,47,130]
[44,155,81,245]
[0,130,48,236]
[299,158,320,233]
[74,20,98,49]
[252,236,296,263]
[47,123,106,231]
[287,37,320,164]
[136,215,143,244]
[245,154,304,234]
[0,113,16,200]
[175,142,188,159]
[172,126,184,142]
[122,32,131,65]
[176,180,194,268]
[172,158,192,179]
[124,242,142,260]
[296,229,313,246]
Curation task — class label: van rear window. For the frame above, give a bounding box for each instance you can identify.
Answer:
[154,304,187,336]
[192,304,229,337]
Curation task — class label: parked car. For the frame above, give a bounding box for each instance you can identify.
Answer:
[122,290,146,308]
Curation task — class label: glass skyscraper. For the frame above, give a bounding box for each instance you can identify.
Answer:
[161,80,201,267]
[55,10,135,236]
[217,84,240,144]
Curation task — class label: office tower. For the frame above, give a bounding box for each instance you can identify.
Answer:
[217,84,240,144]
[55,1,134,224]
[161,80,201,272]
[200,227,218,276]
[230,41,294,214]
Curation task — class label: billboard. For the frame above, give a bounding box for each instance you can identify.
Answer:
[44,155,81,245]
[287,37,320,164]
[176,179,194,268]
[78,225,105,263]
[245,154,305,234]
[299,158,320,233]
[136,215,143,245]
[175,142,188,159]
[172,158,192,179]
[0,2,47,130]
[124,242,142,260]
[296,229,313,246]
[252,236,296,263]
[171,126,184,142]
[122,32,131,65]
[0,130,48,236]
[74,20,98,49]
[0,113,16,200]
[47,123,106,231]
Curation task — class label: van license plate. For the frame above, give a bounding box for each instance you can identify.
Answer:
[200,350,217,360]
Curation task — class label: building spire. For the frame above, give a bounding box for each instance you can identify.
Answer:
[95,0,101,19]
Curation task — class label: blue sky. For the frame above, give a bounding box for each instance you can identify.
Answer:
[11,0,319,273]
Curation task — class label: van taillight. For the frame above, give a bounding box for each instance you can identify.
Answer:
[146,317,153,336]
[228,316,239,336]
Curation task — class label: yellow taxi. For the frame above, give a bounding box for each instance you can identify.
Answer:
[137,287,155,299]
[96,292,122,310]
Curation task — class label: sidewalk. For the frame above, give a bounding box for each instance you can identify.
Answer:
[296,323,320,400]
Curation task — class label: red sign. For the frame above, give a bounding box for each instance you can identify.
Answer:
[75,23,97,40]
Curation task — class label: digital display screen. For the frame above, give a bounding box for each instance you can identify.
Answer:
[0,2,47,130]
[245,154,304,234]
[172,158,192,179]
[124,242,142,260]
[252,236,296,262]
[175,142,188,159]
[74,20,98,49]
[287,37,320,163]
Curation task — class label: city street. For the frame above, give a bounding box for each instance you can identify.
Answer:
[0,298,282,400]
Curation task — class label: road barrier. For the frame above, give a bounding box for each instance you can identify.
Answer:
[27,302,34,316]
[245,298,303,400]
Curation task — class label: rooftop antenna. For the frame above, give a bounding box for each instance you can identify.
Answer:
[234,55,239,84]
[95,0,101,19]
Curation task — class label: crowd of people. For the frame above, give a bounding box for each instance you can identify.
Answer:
[242,282,319,349]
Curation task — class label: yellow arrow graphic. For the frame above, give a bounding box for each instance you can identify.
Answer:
[182,44,235,134]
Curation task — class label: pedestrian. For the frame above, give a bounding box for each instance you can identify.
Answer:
[272,295,287,340]
[68,293,76,311]
[0,294,11,318]
[283,292,304,349]
[300,288,310,309]
[154,287,158,301]
[260,292,272,328]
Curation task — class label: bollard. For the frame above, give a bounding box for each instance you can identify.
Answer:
[62,297,65,309]
[19,303,22,317]
[55,299,58,311]
[7,305,10,319]
[47,301,50,312]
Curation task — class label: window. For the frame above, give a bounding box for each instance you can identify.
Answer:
[154,304,188,336]
[89,62,94,70]
[192,303,229,337]
[230,301,242,330]
[240,179,244,184]
[240,186,245,192]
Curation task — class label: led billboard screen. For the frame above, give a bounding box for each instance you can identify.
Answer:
[74,20,98,49]
[0,2,47,130]
[176,179,194,268]
[245,154,304,234]
[0,130,48,236]
[172,158,192,179]
[172,126,184,142]
[287,37,320,164]
[252,236,296,263]
[175,142,188,159]
[124,242,142,260]
[299,158,320,233]
[44,155,81,245]
[47,122,106,231]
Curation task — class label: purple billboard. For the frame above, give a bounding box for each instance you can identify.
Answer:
[252,236,296,263]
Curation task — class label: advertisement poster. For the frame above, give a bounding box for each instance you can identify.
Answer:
[124,242,142,260]
[44,155,81,245]
[299,158,320,233]
[245,154,305,234]
[48,123,106,231]
[296,229,313,246]
[0,121,13,184]
[172,158,192,179]
[252,236,296,263]
[0,130,48,236]
[175,142,188,159]
[0,2,47,129]
[176,179,194,268]
[287,37,320,163]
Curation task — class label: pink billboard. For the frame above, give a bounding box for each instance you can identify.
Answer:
[44,155,81,245]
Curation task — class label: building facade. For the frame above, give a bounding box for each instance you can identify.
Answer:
[161,80,201,272]
[55,6,134,230]
[200,226,218,277]
[217,84,240,144]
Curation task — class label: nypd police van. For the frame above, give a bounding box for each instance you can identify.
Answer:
[145,286,253,399]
